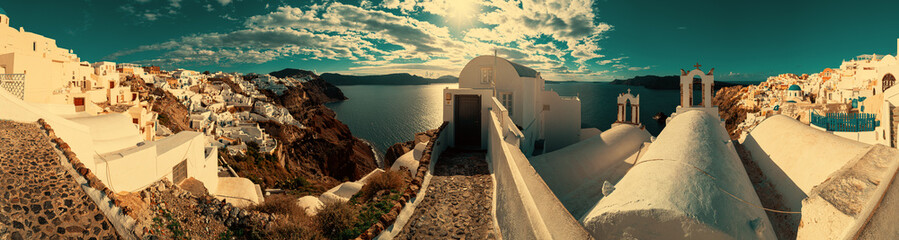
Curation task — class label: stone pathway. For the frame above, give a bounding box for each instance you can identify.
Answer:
[0,120,119,240]
[394,149,496,239]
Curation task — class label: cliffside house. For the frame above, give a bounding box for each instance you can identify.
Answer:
[443,55,582,156]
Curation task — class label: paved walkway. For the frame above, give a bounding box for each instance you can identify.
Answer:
[0,120,119,240]
[394,149,496,239]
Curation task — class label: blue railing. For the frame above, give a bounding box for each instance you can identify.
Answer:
[810,111,879,132]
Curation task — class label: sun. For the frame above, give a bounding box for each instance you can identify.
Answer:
[445,0,480,27]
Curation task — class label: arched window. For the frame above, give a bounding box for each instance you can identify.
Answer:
[692,75,703,107]
[883,74,896,92]
[624,99,632,123]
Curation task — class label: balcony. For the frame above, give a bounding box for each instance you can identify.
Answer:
[0,74,25,100]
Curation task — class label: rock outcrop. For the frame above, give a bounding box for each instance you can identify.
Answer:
[128,77,193,133]
[227,70,377,191]
[383,129,440,168]
[713,85,758,140]
[268,68,347,103]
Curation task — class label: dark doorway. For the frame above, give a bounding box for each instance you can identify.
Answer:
[454,94,481,148]
[884,73,895,92]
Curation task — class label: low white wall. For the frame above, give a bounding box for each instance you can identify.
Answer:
[487,99,590,239]
[94,131,216,193]
[378,124,449,239]
[741,115,871,210]
[530,124,651,218]
[582,110,775,239]
[0,87,96,170]
[157,132,218,192]
[832,130,879,145]
[215,177,262,207]
[542,91,581,152]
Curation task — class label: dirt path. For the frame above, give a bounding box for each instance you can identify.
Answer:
[394,149,496,239]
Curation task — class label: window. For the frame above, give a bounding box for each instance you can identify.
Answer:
[500,92,513,116]
[481,67,493,84]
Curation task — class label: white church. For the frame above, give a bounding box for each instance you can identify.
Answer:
[442,55,582,155]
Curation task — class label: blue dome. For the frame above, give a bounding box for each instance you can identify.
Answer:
[788,84,801,91]
[0,6,6,15]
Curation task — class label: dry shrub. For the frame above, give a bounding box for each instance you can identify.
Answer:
[249,194,302,216]
[315,201,359,240]
[357,170,407,201]
[249,194,322,240]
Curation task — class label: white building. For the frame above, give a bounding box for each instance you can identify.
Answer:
[443,55,581,155]
[0,8,261,205]
[786,84,802,102]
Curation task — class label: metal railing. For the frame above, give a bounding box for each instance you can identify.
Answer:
[0,74,25,100]
[810,111,880,132]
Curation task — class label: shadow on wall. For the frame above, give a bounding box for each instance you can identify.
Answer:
[739,134,808,212]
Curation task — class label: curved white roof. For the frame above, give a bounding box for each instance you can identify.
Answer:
[66,113,142,154]
[740,114,871,210]
[530,124,651,218]
[582,111,775,239]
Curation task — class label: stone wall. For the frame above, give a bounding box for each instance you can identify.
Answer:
[356,122,448,240]
[36,118,137,239]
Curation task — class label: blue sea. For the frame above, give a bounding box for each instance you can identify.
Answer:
[325,82,757,153]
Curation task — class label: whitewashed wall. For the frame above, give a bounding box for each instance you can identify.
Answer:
[487,97,590,239]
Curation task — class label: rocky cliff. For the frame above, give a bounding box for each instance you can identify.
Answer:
[713,86,759,140]
[230,70,377,191]
[318,72,458,85]
[128,77,193,133]
[383,128,440,168]
[268,68,347,102]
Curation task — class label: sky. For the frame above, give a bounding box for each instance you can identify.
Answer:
[2,0,899,81]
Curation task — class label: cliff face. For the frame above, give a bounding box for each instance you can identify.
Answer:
[252,71,376,188]
[713,86,759,140]
[383,128,440,167]
[318,72,458,85]
[128,77,193,133]
[268,68,347,102]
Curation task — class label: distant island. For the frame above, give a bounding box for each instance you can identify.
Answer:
[318,72,458,85]
[610,75,752,90]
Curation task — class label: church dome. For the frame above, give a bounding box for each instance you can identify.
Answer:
[0,6,6,15]
[788,84,801,91]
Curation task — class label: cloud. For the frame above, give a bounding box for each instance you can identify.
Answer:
[111,0,614,80]
[627,66,651,71]
[143,13,160,21]
[217,0,232,6]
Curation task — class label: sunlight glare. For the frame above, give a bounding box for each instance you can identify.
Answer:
[446,0,479,27]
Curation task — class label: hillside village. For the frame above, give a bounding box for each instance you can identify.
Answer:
[5,3,899,240]
[719,46,899,147]
[0,8,391,239]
